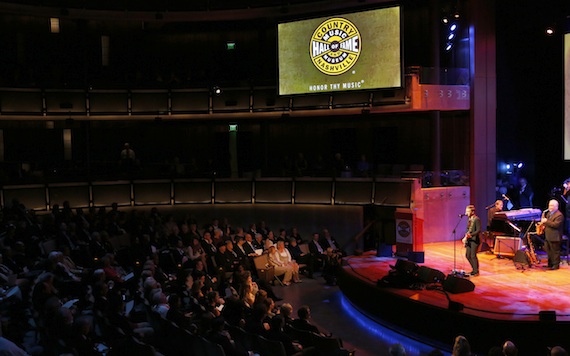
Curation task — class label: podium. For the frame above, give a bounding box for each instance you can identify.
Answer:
[395,208,423,261]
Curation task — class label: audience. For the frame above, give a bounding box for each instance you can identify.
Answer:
[0,199,564,356]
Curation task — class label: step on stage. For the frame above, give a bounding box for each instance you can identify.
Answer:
[338,241,570,354]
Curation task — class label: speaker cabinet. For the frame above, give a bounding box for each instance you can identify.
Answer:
[494,237,521,257]
[417,266,446,283]
[393,259,418,275]
[443,275,475,294]
[407,251,425,263]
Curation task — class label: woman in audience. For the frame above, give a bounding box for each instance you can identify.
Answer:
[275,241,301,283]
[267,244,294,285]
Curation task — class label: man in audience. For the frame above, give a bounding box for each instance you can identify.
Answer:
[291,305,322,335]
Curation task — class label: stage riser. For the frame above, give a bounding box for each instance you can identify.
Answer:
[338,266,570,354]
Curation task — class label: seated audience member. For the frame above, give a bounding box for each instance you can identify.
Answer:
[287,238,314,278]
[267,244,294,286]
[280,303,295,330]
[151,290,170,319]
[389,343,407,356]
[502,340,518,356]
[275,241,301,283]
[243,233,259,256]
[266,315,304,356]
[244,303,270,336]
[321,228,342,255]
[291,305,322,335]
[253,234,264,250]
[452,335,471,356]
[234,236,252,270]
[290,227,305,244]
[166,293,192,329]
[308,232,326,264]
[551,346,569,356]
[0,319,28,356]
[207,316,250,356]
[189,236,208,271]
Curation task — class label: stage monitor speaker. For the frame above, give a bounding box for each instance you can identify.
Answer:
[393,259,418,275]
[443,275,475,294]
[407,251,425,263]
[417,266,445,283]
[513,250,530,267]
[539,310,557,322]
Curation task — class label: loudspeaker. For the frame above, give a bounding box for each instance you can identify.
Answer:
[417,266,446,283]
[494,236,522,257]
[393,259,418,275]
[513,250,530,267]
[407,251,425,263]
[539,310,557,322]
[443,275,475,294]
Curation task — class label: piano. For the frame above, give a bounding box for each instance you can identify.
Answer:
[490,208,541,237]
[488,208,542,257]
[494,208,542,221]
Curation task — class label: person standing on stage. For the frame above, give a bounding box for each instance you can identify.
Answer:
[541,199,564,270]
[462,205,481,276]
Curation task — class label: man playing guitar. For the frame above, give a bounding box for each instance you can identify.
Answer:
[462,205,481,276]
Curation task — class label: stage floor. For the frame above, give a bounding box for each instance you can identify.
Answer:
[344,241,570,321]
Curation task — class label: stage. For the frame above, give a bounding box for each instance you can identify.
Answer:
[338,241,570,354]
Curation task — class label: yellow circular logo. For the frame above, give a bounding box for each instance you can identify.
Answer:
[310,17,361,76]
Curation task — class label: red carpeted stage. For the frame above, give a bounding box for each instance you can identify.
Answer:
[338,241,570,354]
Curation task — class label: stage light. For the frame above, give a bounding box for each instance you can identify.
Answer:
[445,43,453,51]
[448,33,455,40]
[506,164,511,170]
[453,11,460,19]
[545,27,555,36]
[442,16,449,24]
[517,162,523,169]
[450,23,457,32]
[212,86,223,96]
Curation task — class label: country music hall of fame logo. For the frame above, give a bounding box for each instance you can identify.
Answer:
[309,17,361,76]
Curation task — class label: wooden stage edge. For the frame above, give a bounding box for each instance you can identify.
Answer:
[338,241,570,354]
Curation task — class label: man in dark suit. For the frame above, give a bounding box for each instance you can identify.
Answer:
[291,305,322,335]
[541,199,564,270]
[462,204,481,276]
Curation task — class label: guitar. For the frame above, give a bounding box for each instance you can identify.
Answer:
[461,234,469,247]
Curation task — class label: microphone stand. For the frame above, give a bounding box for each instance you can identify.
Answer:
[451,215,467,277]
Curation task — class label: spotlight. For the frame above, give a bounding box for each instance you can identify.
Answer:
[450,23,457,32]
[517,162,523,169]
[453,11,460,19]
[506,164,511,170]
[448,33,455,40]
[545,27,555,36]
[442,16,449,24]
[445,43,453,51]
[212,86,222,96]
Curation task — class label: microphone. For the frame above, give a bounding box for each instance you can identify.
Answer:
[458,213,466,217]
[502,194,510,201]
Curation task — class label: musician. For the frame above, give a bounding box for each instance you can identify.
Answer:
[463,205,481,276]
[517,177,534,208]
[487,200,503,230]
[540,199,564,270]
